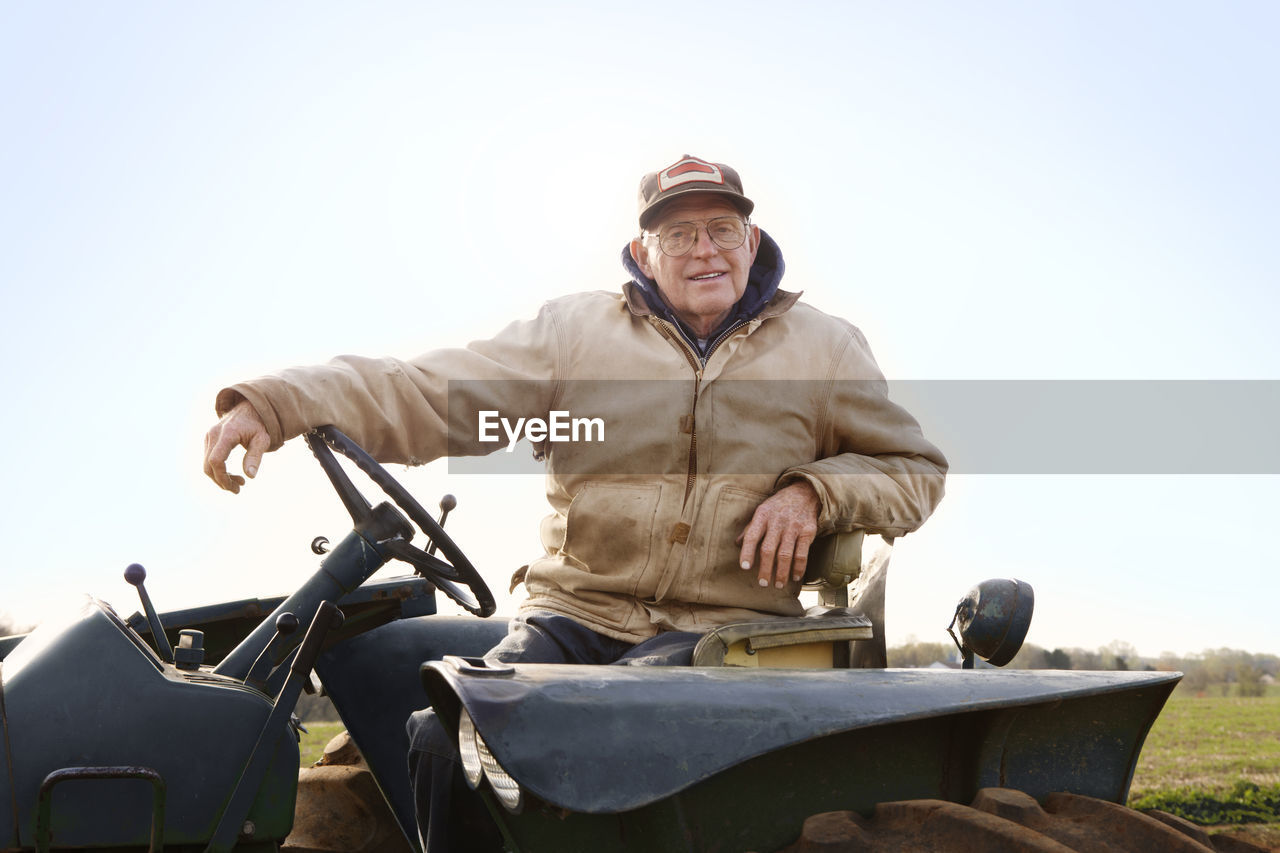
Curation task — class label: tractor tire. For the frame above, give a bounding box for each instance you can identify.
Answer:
[283,731,412,853]
[775,787,1270,853]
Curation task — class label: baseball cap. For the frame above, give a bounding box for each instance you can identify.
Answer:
[637,155,755,230]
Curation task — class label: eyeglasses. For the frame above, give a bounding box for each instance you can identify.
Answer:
[644,216,749,257]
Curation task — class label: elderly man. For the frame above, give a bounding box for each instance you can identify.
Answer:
[204,155,946,849]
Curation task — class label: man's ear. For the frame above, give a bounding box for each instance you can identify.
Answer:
[629,238,654,278]
[747,224,761,264]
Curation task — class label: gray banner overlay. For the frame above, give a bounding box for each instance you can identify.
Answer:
[445,380,1280,475]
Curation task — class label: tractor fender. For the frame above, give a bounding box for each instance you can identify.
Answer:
[421,662,1181,815]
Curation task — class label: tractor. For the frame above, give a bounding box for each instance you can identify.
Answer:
[0,427,1216,852]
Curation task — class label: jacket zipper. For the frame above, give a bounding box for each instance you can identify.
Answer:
[647,315,752,604]
[653,317,749,505]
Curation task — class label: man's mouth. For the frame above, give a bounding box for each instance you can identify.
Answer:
[690,272,725,281]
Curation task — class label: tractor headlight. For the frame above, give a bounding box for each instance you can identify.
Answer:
[457,707,523,811]
[474,727,522,811]
[458,709,484,789]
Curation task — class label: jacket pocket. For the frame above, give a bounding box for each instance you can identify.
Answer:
[561,482,662,595]
[693,485,771,603]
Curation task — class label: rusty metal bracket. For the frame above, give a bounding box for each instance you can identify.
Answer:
[34,766,165,853]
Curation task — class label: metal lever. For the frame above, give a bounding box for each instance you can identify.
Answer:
[244,613,300,691]
[426,494,456,557]
[124,564,174,663]
[204,602,345,853]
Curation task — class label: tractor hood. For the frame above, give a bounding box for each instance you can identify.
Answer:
[421,660,1181,814]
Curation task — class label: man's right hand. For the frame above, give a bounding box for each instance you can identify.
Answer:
[203,399,271,493]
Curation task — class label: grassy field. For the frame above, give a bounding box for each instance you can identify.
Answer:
[1127,693,1280,847]
[1130,693,1280,799]
[299,721,347,767]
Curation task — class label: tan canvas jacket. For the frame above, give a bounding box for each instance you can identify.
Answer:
[219,283,947,643]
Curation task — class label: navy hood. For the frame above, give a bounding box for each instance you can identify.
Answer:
[620,228,785,342]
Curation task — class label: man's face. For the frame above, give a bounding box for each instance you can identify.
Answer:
[630,196,760,339]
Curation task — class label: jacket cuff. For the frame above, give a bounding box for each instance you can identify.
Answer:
[774,469,838,534]
[215,385,286,451]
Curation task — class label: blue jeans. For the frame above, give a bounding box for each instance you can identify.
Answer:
[406,611,701,852]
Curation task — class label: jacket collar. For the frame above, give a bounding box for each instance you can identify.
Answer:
[619,228,794,336]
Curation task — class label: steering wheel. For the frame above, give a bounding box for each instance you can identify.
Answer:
[303,425,496,618]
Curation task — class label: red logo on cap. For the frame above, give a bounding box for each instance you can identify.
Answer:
[658,156,724,192]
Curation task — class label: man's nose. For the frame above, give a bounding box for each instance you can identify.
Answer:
[690,225,720,257]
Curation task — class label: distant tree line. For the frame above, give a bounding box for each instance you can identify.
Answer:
[888,638,1277,697]
[1165,647,1277,697]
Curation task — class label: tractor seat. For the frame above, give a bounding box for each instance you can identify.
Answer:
[690,607,870,667]
[691,531,890,669]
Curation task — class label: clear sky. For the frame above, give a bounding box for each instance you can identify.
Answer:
[2,2,1276,658]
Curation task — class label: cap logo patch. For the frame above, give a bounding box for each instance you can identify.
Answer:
[658,157,723,191]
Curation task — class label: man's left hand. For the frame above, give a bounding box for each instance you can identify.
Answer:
[736,481,820,590]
